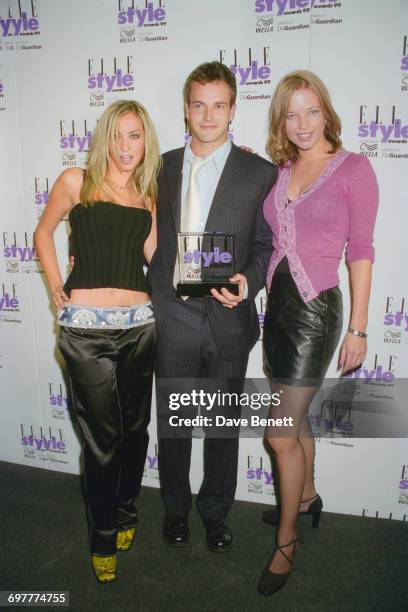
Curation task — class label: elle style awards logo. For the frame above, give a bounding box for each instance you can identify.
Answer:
[117,0,167,44]
[0,0,42,51]
[34,177,49,219]
[59,119,94,167]
[343,353,397,384]
[256,293,267,341]
[310,392,354,445]
[143,443,159,481]
[399,465,408,508]
[358,105,408,160]
[253,0,342,34]
[2,231,41,274]
[0,282,20,323]
[48,382,70,420]
[88,56,134,108]
[0,70,4,112]
[401,35,408,93]
[20,424,68,465]
[246,455,275,497]
[219,47,272,102]
[361,508,405,522]
[342,353,398,414]
[383,296,408,345]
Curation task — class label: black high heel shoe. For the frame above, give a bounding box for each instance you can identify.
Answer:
[257,535,299,596]
[262,494,322,528]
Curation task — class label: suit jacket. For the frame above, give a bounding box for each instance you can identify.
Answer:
[148,142,278,361]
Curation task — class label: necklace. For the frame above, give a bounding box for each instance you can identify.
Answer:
[107,176,131,190]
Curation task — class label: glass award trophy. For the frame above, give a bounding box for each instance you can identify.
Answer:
[177,232,239,297]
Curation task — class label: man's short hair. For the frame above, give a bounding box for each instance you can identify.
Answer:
[183,61,237,106]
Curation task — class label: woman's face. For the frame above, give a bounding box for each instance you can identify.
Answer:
[285,87,327,153]
[110,111,145,173]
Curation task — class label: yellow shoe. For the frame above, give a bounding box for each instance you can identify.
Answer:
[91,554,117,583]
[116,527,136,551]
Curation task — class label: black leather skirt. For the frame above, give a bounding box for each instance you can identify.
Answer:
[263,258,343,386]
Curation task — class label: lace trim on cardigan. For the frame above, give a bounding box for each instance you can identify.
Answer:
[266,150,350,302]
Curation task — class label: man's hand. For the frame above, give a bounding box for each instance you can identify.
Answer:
[210,273,247,309]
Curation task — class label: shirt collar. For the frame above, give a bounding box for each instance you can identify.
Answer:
[183,136,232,174]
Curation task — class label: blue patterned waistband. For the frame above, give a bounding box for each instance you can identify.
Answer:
[57,302,154,329]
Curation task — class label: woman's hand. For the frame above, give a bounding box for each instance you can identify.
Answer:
[338,332,367,375]
[52,285,69,309]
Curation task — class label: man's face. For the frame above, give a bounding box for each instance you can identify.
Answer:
[185,80,236,152]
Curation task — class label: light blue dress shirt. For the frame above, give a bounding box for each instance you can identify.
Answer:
[180,137,247,298]
[181,136,232,231]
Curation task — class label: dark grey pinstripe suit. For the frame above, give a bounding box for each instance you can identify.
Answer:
[149,143,277,520]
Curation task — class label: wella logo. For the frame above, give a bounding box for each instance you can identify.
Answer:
[0,0,39,37]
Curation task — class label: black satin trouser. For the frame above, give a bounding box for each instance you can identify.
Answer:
[58,322,155,555]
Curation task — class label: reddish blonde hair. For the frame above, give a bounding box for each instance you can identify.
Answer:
[267,70,342,165]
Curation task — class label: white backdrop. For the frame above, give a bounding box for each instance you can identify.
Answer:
[0,0,407,521]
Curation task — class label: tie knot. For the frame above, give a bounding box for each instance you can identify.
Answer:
[191,156,210,175]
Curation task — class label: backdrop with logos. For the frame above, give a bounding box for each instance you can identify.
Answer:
[0,0,407,521]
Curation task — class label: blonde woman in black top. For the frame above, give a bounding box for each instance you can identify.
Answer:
[35,100,161,583]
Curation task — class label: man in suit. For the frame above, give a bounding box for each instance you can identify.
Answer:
[149,61,277,552]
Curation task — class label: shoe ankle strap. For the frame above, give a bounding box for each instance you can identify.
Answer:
[275,537,298,566]
[300,493,319,504]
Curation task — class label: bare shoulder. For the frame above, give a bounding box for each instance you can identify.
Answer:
[57,166,84,189]
[144,196,154,212]
[52,167,84,205]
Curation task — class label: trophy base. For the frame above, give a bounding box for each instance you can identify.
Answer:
[176,281,240,298]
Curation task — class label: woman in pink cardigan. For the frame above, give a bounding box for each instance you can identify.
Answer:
[258,70,378,596]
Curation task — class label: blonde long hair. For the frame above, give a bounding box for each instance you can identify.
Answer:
[80,99,161,206]
[266,70,342,166]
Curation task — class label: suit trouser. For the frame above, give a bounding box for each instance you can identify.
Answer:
[58,321,155,555]
[155,297,248,521]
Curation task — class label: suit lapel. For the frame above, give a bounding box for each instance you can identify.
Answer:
[165,148,184,233]
[205,144,245,230]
